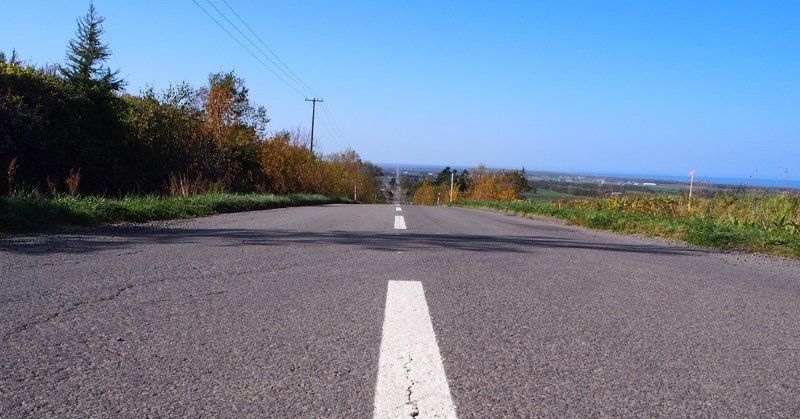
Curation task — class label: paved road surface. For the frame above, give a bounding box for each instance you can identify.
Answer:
[2,204,799,417]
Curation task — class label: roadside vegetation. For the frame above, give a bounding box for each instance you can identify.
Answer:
[404,166,800,258]
[521,189,580,202]
[455,195,800,259]
[0,193,349,234]
[1,5,384,233]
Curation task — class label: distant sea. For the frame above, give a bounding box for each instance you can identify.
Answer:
[572,172,800,190]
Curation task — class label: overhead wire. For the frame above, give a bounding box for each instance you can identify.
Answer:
[316,119,343,150]
[192,0,353,151]
[319,103,351,149]
[220,0,320,99]
[318,111,349,150]
[320,103,346,141]
[191,0,307,97]
[200,0,308,98]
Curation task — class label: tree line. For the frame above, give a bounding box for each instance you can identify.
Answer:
[1,4,384,202]
[410,166,531,205]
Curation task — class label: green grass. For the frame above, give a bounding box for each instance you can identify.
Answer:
[0,193,352,234]
[454,195,800,259]
[520,190,580,202]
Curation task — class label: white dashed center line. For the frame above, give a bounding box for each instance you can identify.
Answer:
[373,281,457,418]
[394,215,407,230]
[395,207,402,212]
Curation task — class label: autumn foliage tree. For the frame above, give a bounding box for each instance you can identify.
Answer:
[327,149,384,203]
[412,165,530,204]
[200,71,268,190]
[467,166,530,201]
[259,131,315,193]
[411,180,437,205]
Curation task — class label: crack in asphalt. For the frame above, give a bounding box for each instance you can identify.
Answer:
[3,283,230,341]
[1,282,135,341]
[404,355,420,417]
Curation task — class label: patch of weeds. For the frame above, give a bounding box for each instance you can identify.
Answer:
[676,220,744,248]
[583,212,617,229]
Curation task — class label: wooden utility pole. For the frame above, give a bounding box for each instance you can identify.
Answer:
[305,98,323,154]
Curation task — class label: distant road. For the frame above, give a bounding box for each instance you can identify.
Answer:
[2,204,799,417]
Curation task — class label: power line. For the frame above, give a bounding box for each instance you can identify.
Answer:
[191,0,306,97]
[204,0,312,98]
[197,0,305,96]
[315,105,346,150]
[319,103,350,150]
[220,0,319,98]
[209,1,351,151]
[317,111,349,151]
[193,0,354,153]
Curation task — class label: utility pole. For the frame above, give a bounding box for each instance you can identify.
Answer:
[305,98,323,154]
[450,171,455,203]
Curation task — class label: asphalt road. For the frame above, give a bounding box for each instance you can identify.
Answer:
[2,204,799,417]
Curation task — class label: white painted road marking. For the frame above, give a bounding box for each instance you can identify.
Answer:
[374,281,457,418]
[396,207,402,212]
[394,215,407,230]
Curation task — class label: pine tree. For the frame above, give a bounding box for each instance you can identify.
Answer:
[61,2,123,91]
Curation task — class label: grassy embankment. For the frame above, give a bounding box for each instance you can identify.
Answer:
[455,194,800,259]
[0,193,351,234]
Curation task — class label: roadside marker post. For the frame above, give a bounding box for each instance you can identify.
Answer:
[688,169,696,211]
[449,172,454,203]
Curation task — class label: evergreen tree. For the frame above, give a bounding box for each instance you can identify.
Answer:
[435,166,453,186]
[456,169,470,192]
[61,2,123,91]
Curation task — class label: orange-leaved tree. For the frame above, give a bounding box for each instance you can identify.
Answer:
[259,131,315,194]
[464,165,531,201]
[412,180,437,205]
[328,149,384,203]
[201,71,268,190]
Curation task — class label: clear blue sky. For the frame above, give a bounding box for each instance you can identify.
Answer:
[3,1,799,180]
